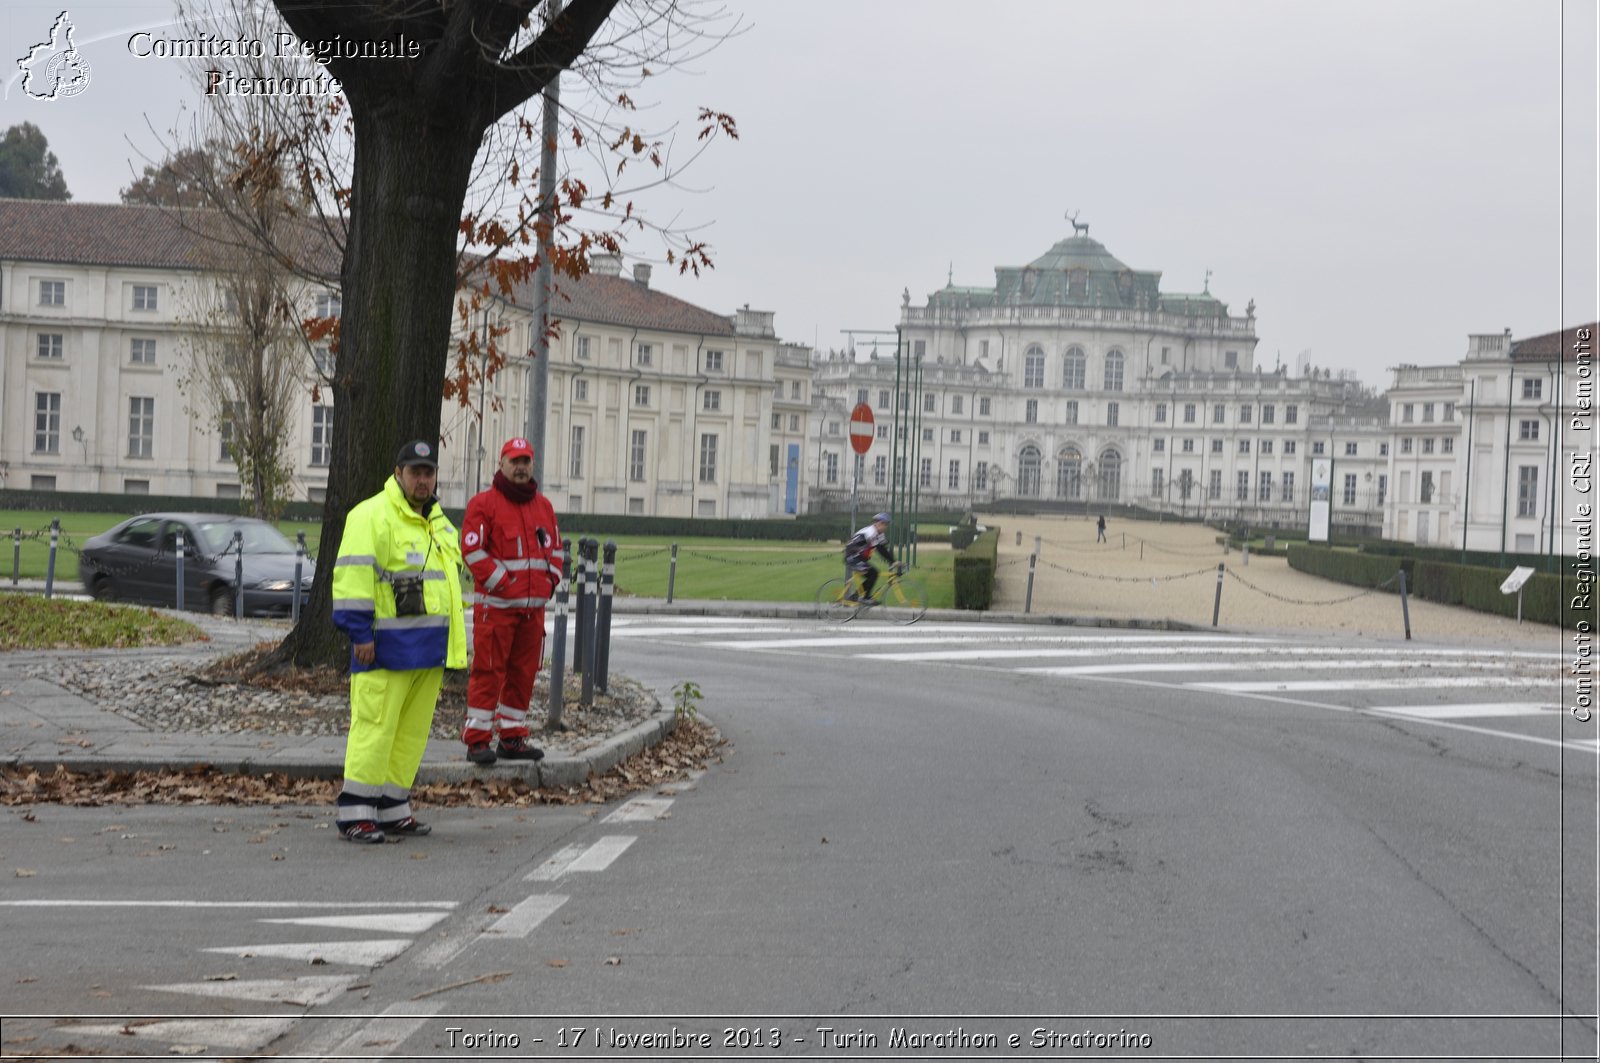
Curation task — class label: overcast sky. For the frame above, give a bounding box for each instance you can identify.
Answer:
[4,0,1595,389]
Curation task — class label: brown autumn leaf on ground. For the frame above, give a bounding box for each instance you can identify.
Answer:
[0,719,725,808]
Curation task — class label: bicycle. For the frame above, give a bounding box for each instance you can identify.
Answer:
[815,563,927,624]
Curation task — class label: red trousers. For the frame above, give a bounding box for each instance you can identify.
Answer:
[463,605,545,745]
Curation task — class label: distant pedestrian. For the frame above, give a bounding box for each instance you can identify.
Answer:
[1096,515,1107,543]
[459,437,563,765]
[330,440,467,844]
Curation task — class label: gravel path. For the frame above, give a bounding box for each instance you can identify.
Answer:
[982,513,1562,650]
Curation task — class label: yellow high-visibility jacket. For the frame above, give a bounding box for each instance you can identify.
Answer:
[332,476,467,673]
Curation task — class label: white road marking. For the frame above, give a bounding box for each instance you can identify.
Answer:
[1023,659,1516,676]
[1190,676,1550,693]
[869,645,1557,663]
[713,633,1280,651]
[327,1001,445,1057]
[603,796,675,822]
[564,834,637,872]
[141,974,361,1006]
[485,893,568,937]
[1367,702,1561,719]
[257,911,450,934]
[0,900,456,908]
[65,1017,298,1049]
[203,939,413,967]
[524,844,588,882]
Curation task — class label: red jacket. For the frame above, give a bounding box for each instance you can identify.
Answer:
[460,483,563,609]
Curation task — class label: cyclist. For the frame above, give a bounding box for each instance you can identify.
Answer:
[844,512,898,604]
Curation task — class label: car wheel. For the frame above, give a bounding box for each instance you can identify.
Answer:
[89,573,117,601]
[210,586,236,616]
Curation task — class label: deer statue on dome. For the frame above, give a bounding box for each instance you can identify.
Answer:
[1066,210,1090,237]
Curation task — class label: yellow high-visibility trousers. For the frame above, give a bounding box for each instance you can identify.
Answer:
[344,667,443,790]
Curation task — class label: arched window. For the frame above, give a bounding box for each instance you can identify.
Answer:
[1063,346,1086,390]
[1018,444,1041,497]
[1023,346,1045,389]
[1098,448,1122,501]
[1056,446,1082,500]
[1103,349,1125,391]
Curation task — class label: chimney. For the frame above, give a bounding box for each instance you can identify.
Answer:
[591,253,622,277]
[633,263,652,288]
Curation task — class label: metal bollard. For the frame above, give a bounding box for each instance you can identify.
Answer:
[44,519,60,599]
[580,539,598,708]
[1212,562,1224,627]
[1024,553,1037,614]
[1243,542,1250,567]
[1397,568,1412,641]
[1016,530,1022,546]
[666,542,679,604]
[595,540,616,692]
[12,528,20,586]
[176,527,186,610]
[546,543,572,730]
[292,532,306,624]
[1140,540,1144,561]
[573,537,592,672]
[232,529,244,619]
[1033,535,1041,557]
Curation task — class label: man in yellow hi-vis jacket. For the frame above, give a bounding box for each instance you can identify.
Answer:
[331,440,467,844]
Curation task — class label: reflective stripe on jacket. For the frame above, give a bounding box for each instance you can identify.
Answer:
[332,476,467,673]
[460,483,562,607]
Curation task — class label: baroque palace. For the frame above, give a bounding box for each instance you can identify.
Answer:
[0,199,1586,555]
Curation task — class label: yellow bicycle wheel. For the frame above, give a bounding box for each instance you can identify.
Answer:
[815,577,858,622]
[880,574,927,624]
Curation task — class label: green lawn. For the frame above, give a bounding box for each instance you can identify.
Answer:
[0,509,956,608]
[0,593,206,649]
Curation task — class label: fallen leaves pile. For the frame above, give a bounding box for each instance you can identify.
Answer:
[0,718,725,809]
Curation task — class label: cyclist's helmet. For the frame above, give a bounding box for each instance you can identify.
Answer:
[873,512,891,524]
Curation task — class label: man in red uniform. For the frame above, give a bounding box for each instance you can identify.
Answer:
[460,437,563,765]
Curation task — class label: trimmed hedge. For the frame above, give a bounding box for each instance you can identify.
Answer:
[1290,543,1574,627]
[1286,544,1411,590]
[1411,560,1566,626]
[953,527,1000,610]
[0,488,326,522]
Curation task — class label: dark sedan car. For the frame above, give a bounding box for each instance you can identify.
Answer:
[78,512,314,617]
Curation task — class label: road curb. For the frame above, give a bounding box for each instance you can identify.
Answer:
[9,709,683,789]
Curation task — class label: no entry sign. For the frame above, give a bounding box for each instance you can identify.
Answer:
[849,403,875,454]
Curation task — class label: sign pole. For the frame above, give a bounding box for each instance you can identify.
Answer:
[848,402,875,539]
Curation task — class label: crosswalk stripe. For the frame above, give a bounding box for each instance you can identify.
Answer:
[257,911,450,934]
[1023,659,1516,676]
[565,834,636,872]
[327,1002,445,1057]
[871,646,1547,664]
[1366,702,1559,719]
[141,974,362,1006]
[65,1017,298,1049]
[1191,676,1548,693]
[713,633,1280,651]
[525,844,589,881]
[202,939,413,966]
[485,893,567,937]
[604,796,675,822]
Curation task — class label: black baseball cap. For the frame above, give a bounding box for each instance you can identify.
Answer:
[395,440,438,469]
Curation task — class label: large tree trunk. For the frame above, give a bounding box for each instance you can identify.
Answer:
[268,94,484,670]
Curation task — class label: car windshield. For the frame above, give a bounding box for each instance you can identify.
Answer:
[193,520,296,555]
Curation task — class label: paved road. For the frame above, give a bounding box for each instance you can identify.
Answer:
[2,615,1594,1060]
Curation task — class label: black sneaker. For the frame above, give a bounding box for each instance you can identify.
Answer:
[340,821,386,845]
[466,742,497,765]
[386,816,431,836]
[497,736,545,761]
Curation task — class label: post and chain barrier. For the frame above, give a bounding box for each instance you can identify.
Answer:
[577,538,599,708]
[546,541,572,730]
[595,540,616,693]
[666,543,679,603]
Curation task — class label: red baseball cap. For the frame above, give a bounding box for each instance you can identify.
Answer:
[501,437,534,460]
